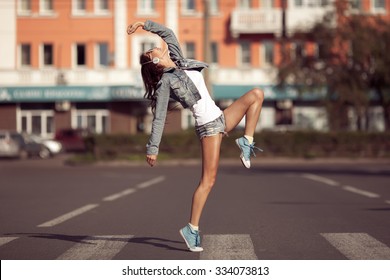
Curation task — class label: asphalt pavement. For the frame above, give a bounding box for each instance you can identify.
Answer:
[0,155,390,260]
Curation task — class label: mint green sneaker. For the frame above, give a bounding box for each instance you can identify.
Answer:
[179,224,203,252]
[235,137,263,168]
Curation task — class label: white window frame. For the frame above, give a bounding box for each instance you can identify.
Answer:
[137,0,156,15]
[371,0,387,14]
[261,0,274,8]
[238,0,252,9]
[18,109,55,138]
[181,0,200,16]
[18,0,31,15]
[94,0,109,15]
[291,0,329,8]
[39,0,54,15]
[72,0,87,15]
[209,0,220,15]
[72,109,110,134]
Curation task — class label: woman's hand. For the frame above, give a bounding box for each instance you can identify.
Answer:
[127,21,144,35]
[146,154,157,167]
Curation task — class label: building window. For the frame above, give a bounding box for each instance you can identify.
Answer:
[184,42,196,59]
[138,0,155,14]
[350,0,362,10]
[19,0,31,14]
[211,42,218,64]
[291,41,305,59]
[75,110,110,134]
[293,0,328,7]
[20,44,31,67]
[261,0,274,8]
[262,41,274,66]
[238,0,252,9]
[96,0,108,10]
[372,0,386,12]
[43,44,54,66]
[97,43,109,67]
[20,110,55,138]
[209,0,219,14]
[75,44,86,67]
[141,41,157,53]
[40,0,53,13]
[73,0,86,14]
[239,41,251,66]
[182,0,196,13]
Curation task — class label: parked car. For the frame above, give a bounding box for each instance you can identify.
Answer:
[0,130,20,158]
[0,131,54,159]
[24,134,63,157]
[54,128,93,152]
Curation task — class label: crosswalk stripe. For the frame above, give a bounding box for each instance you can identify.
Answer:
[200,234,258,260]
[37,204,99,227]
[57,235,133,260]
[321,233,390,260]
[0,237,18,247]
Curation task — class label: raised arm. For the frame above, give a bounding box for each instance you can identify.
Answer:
[127,20,184,62]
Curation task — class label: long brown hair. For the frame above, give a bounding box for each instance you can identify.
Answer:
[140,53,164,116]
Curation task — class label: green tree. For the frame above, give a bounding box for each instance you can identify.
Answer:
[278,0,390,131]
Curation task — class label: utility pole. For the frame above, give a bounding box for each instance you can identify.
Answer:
[203,0,212,96]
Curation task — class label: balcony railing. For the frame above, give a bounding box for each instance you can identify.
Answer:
[230,9,282,37]
[230,7,331,37]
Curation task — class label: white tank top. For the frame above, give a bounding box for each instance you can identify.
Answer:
[184,70,222,126]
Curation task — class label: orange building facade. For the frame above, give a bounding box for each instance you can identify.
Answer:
[0,0,388,138]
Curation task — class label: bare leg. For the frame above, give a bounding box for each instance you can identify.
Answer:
[190,134,223,227]
[223,88,264,136]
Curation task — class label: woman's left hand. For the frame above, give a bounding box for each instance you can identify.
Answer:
[146,154,157,167]
[127,21,144,35]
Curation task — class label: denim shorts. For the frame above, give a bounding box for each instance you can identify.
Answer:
[195,113,226,140]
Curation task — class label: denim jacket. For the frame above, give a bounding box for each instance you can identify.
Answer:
[144,20,208,155]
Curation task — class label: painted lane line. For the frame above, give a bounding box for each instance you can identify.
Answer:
[321,233,390,260]
[0,237,18,247]
[200,234,258,260]
[137,176,165,189]
[103,176,165,202]
[301,173,339,186]
[37,204,99,227]
[103,188,136,202]
[57,235,133,260]
[342,185,380,198]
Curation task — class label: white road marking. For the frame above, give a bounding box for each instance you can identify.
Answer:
[102,176,165,201]
[200,234,258,260]
[321,233,390,260]
[137,176,165,189]
[57,235,133,260]
[342,186,380,198]
[37,204,99,227]
[301,173,339,186]
[103,188,136,202]
[0,237,18,247]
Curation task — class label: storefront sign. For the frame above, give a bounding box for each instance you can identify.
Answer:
[0,85,144,102]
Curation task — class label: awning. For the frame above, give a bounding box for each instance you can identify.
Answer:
[0,85,144,102]
[212,84,326,101]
